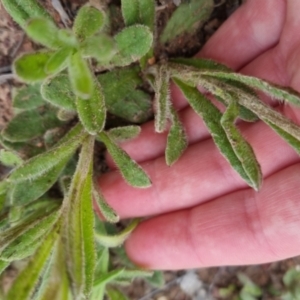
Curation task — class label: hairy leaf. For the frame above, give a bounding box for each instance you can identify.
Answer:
[221,101,262,190]
[14,51,54,82]
[98,132,151,187]
[6,225,59,300]
[8,124,86,183]
[166,107,188,166]
[45,47,71,74]
[93,269,124,287]
[0,149,23,167]
[111,25,153,66]
[2,108,62,142]
[95,219,139,248]
[81,34,115,62]
[203,72,300,106]
[68,51,93,99]
[41,74,76,111]
[0,259,9,276]
[62,136,96,299]
[76,80,106,135]
[12,83,45,110]
[1,0,52,28]
[26,18,61,49]
[10,158,68,205]
[0,209,59,261]
[108,125,141,142]
[73,5,105,41]
[174,78,257,188]
[93,186,119,223]
[98,67,152,123]
[154,65,171,132]
[160,0,213,43]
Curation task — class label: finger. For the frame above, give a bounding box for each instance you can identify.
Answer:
[125,163,300,269]
[99,120,299,218]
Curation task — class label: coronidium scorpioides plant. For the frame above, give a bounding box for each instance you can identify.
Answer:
[1,0,300,299]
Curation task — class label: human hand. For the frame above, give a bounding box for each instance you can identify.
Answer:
[98,0,300,270]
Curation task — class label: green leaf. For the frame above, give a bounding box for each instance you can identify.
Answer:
[98,67,152,123]
[203,71,300,107]
[160,0,213,43]
[2,108,62,142]
[76,80,106,135]
[0,259,9,275]
[0,208,60,261]
[73,5,105,41]
[108,125,141,142]
[9,157,68,205]
[0,149,23,167]
[62,136,96,299]
[58,29,78,48]
[165,107,188,166]
[41,74,76,111]
[107,288,129,300]
[68,51,94,99]
[12,83,45,110]
[93,269,124,287]
[98,132,151,188]
[121,0,155,31]
[45,47,71,74]
[6,225,59,300]
[173,78,258,189]
[14,51,54,82]
[1,0,52,29]
[93,186,119,223]
[95,219,139,248]
[8,123,86,183]
[111,269,153,285]
[81,34,116,62]
[146,271,165,288]
[154,65,171,132]
[221,101,262,191]
[111,25,153,66]
[26,18,61,49]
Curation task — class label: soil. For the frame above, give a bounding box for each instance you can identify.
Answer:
[1,1,300,300]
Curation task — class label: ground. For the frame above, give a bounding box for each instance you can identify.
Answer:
[1,1,300,299]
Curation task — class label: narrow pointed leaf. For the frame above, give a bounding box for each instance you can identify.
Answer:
[41,74,76,111]
[8,124,86,183]
[0,209,60,261]
[108,126,141,142]
[10,157,69,205]
[26,18,61,49]
[76,80,106,135]
[95,219,139,248]
[12,84,45,110]
[93,269,124,287]
[221,101,262,191]
[173,78,256,188]
[14,51,54,82]
[73,5,105,41]
[45,47,71,74]
[93,186,119,223]
[62,136,96,299]
[2,108,62,142]
[203,72,300,106]
[154,65,171,132]
[0,149,23,167]
[81,34,116,62]
[166,107,188,166]
[68,51,93,99]
[6,225,59,300]
[112,269,153,284]
[1,0,52,29]
[98,132,151,187]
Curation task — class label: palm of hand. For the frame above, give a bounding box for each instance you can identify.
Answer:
[99,0,300,269]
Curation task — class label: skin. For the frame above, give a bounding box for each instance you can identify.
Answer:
[99,0,300,270]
